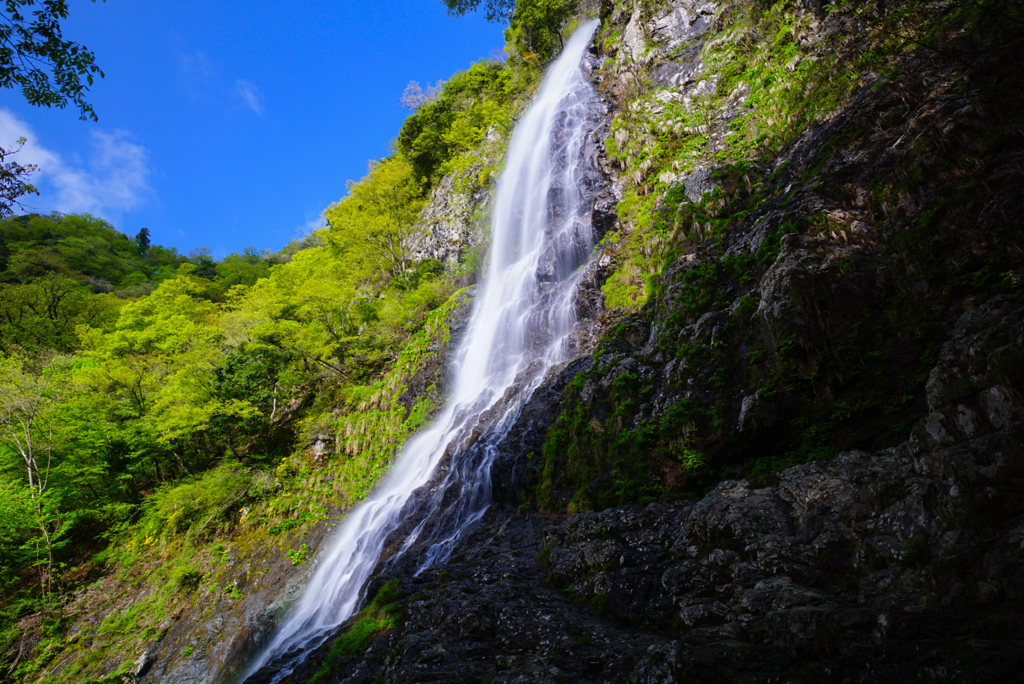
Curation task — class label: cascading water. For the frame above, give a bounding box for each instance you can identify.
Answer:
[243,18,604,682]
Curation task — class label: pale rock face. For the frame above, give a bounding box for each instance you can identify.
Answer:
[691,78,717,98]
[683,166,717,202]
[621,6,648,61]
[737,393,759,431]
[652,5,713,50]
[619,1,717,89]
[407,166,490,267]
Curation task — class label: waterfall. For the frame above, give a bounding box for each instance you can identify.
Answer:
[243,18,603,682]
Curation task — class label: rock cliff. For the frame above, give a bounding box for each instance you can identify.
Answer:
[287,0,1024,681]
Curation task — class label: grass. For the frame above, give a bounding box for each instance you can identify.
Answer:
[309,579,405,683]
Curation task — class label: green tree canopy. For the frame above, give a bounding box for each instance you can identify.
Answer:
[0,273,119,353]
[0,0,105,121]
[441,0,516,23]
[322,155,426,282]
[398,61,517,183]
[504,0,579,62]
[0,212,187,294]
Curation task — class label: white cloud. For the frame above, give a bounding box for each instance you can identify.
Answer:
[0,109,60,171]
[0,108,154,219]
[177,49,215,94]
[235,80,264,115]
[304,216,327,233]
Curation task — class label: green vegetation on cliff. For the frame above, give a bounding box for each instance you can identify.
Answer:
[536,0,1023,513]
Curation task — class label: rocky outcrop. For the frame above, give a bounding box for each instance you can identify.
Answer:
[407,166,492,267]
[290,290,1024,682]
[537,0,1024,511]
[137,525,329,684]
[407,124,511,269]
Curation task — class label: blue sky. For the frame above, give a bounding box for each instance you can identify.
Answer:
[0,0,506,256]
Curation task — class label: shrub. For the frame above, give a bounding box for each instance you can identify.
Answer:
[137,462,250,540]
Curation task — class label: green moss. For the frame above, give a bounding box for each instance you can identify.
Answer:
[537,356,712,512]
[309,579,405,683]
[286,544,309,566]
[171,565,204,591]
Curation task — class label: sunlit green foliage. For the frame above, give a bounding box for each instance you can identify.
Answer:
[504,0,579,63]
[79,273,258,449]
[323,155,426,282]
[0,213,184,289]
[0,354,109,595]
[0,476,33,587]
[136,462,251,539]
[398,60,523,185]
[215,247,273,288]
[0,273,120,353]
[0,18,540,679]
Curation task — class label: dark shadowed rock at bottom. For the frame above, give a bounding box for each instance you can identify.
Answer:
[290,409,1024,683]
[286,286,1024,681]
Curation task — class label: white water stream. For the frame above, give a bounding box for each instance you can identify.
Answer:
[243,19,602,682]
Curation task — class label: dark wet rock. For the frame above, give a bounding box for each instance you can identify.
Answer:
[756,233,879,353]
[590,187,618,239]
[292,2,1024,672]
[490,356,595,505]
[925,296,1024,413]
[298,408,1024,683]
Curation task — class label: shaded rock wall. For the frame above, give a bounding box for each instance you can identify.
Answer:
[291,295,1024,684]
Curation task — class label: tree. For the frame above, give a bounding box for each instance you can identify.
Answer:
[444,0,579,62]
[0,137,38,217]
[188,247,217,280]
[323,156,426,282]
[214,251,270,291]
[441,0,516,23]
[400,80,443,110]
[135,227,151,255]
[397,61,517,183]
[79,273,258,453]
[0,353,74,594]
[504,0,579,61]
[1,0,105,121]
[0,273,116,352]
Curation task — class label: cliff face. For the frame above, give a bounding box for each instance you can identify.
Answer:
[283,0,1024,682]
